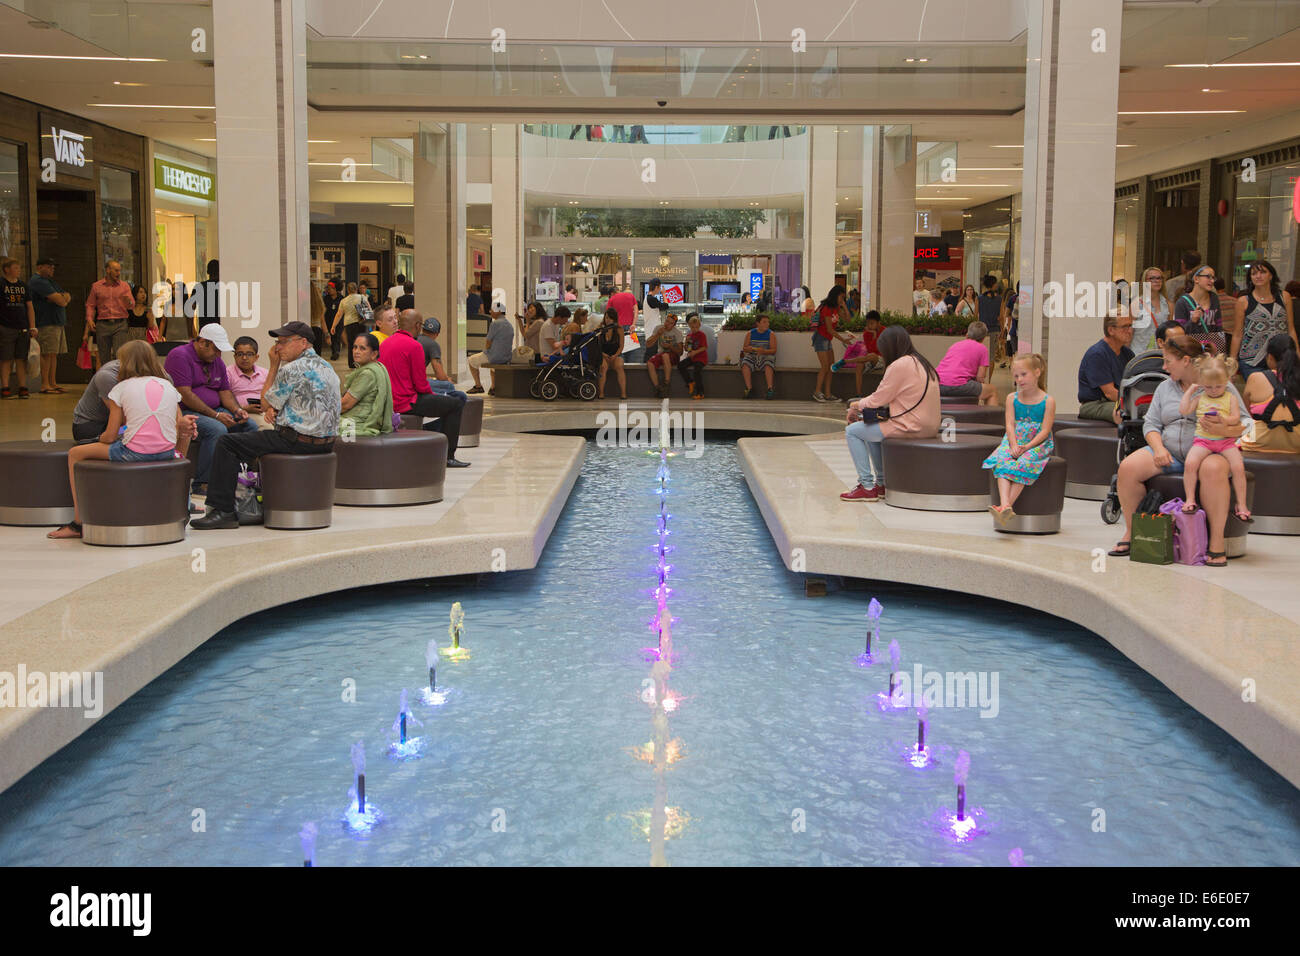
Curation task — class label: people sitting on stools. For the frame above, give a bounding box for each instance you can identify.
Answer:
[191,321,341,529]
[380,311,470,468]
[646,312,684,399]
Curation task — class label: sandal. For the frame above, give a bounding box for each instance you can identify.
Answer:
[1233,508,1254,523]
[1107,541,1131,557]
[39,388,59,394]
[1205,550,1227,567]
[0,388,12,399]
[47,522,83,539]
[1181,501,1198,514]
[17,387,29,399]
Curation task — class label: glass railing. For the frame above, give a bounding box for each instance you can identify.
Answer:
[0,1,212,60]
[523,125,807,144]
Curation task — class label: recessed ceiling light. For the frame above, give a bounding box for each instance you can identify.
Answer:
[1117,110,1242,115]
[1200,88,1224,93]
[88,103,213,109]
[990,144,1024,148]
[0,53,163,61]
[1166,61,1300,68]
[308,140,338,144]
[905,58,915,63]
[918,58,929,63]
[113,81,147,87]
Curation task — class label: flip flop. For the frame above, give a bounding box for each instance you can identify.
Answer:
[1107,542,1131,557]
[39,388,59,394]
[1233,509,1254,523]
[47,522,82,539]
[1205,550,1227,567]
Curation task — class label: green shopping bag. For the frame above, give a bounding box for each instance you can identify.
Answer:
[1131,512,1175,565]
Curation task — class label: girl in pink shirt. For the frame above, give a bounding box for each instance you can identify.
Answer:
[49,340,195,539]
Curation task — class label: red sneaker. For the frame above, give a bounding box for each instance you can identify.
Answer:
[840,484,879,501]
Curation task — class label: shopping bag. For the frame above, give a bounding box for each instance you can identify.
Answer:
[510,346,535,365]
[235,468,263,525]
[75,341,94,371]
[1130,511,1175,565]
[146,326,162,344]
[1158,498,1208,566]
[26,335,40,380]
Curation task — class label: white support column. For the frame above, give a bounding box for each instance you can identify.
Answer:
[805,125,838,298]
[212,0,309,359]
[861,126,915,315]
[490,124,523,335]
[415,124,467,377]
[1021,0,1123,412]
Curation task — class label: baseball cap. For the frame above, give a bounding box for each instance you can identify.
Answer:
[196,323,234,351]
[36,256,57,267]
[422,317,441,335]
[269,321,315,340]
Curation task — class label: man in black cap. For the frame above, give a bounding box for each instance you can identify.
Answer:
[28,256,71,394]
[191,320,341,529]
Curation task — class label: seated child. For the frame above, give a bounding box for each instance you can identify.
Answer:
[1179,354,1250,521]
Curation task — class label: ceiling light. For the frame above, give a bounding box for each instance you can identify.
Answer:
[990,144,1024,148]
[957,167,1021,171]
[388,203,414,207]
[1166,62,1300,68]
[918,58,929,63]
[113,81,147,87]
[88,103,214,109]
[905,58,915,63]
[308,140,338,144]
[308,161,376,166]
[1201,88,1223,93]
[0,53,164,62]
[1117,110,1242,115]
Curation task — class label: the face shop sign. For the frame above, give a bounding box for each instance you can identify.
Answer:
[154,159,216,202]
[40,113,94,179]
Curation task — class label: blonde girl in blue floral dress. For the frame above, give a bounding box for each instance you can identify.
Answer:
[984,353,1056,525]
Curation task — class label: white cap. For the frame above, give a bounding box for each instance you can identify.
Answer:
[197,323,234,351]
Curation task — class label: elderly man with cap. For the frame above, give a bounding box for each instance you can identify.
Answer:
[192,320,340,529]
[380,310,470,467]
[164,323,258,493]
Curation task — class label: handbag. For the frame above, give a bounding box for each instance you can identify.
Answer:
[1158,497,1208,566]
[26,335,41,380]
[857,357,931,424]
[146,326,161,344]
[75,340,94,371]
[511,345,536,365]
[1130,511,1175,565]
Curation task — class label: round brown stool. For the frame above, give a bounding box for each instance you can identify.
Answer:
[955,423,1006,438]
[74,457,194,546]
[1146,471,1255,558]
[459,395,484,448]
[1240,452,1300,535]
[1051,414,1116,438]
[1055,428,1117,500]
[938,405,1005,426]
[260,452,337,530]
[0,439,76,526]
[334,432,448,506]
[883,434,1001,511]
[988,456,1066,534]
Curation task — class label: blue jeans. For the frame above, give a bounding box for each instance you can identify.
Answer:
[1143,445,1185,474]
[108,441,176,462]
[192,413,258,488]
[846,420,886,487]
[1237,359,1266,382]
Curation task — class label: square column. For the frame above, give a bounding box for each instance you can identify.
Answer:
[490,124,523,332]
[805,125,838,299]
[415,124,467,377]
[1020,0,1123,411]
[212,0,310,358]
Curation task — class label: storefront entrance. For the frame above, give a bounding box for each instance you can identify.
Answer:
[36,187,97,383]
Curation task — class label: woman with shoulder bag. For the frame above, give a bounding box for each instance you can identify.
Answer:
[840,325,941,501]
[1173,265,1226,355]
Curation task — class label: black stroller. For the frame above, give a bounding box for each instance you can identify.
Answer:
[530,329,603,401]
[1100,349,1168,523]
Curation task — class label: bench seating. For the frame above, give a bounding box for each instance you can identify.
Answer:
[0,440,76,526]
[1146,472,1255,558]
[1055,428,1116,500]
[334,432,447,506]
[75,457,193,546]
[882,434,1002,511]
[1241,451,1300,535]
[989,456,1067,534]
[261,452,337,530]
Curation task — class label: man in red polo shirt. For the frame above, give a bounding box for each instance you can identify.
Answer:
[379,310,469,467]
[606,286,641,360]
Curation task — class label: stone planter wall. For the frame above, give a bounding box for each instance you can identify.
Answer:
[713,331,967,369]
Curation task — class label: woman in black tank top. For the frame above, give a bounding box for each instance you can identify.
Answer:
[597,309,626,399]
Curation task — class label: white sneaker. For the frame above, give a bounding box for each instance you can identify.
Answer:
[825,393,842,403]
[812,392,827,403]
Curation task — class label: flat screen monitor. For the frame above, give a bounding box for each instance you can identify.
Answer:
[707,281,741,299]
[643,282,687,305]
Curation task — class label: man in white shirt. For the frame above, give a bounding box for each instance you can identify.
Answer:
[386,274,407,307]
[540,312,566,360]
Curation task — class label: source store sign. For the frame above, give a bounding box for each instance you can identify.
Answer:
[39,112,94,180]
[155,159,216,201]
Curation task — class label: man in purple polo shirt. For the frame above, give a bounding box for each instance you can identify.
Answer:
[164,323,257,492]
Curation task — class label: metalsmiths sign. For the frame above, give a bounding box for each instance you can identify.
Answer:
[40,112,94,180]
[635,251,693,278]
[154,158,216,201]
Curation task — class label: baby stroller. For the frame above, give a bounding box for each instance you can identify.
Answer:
[1100,349,1168,523]
[530,329,602,401]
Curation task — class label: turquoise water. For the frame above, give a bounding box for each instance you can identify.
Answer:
[1,439,1298,866]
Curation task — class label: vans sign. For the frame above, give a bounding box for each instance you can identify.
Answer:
[39,112,94,179]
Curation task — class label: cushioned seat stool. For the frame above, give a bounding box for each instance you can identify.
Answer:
[938,405,1005,426]
[334,432,447,506]
[989,456,1066,533]
[955,423,1006,438]
[0,440,76,526]
[1240,452,1300,535]
[459,394,484,448]
[74,457,193,546]
[260,452,337,529]
[1051,414,1116,437]
[1055,428,1117,500]
[1146,472,1255,558]
[883,434,1001,511]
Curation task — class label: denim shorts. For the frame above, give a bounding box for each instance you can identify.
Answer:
[1142,445,1184,474]
[812,332,833,352]
[108,441,177,463]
